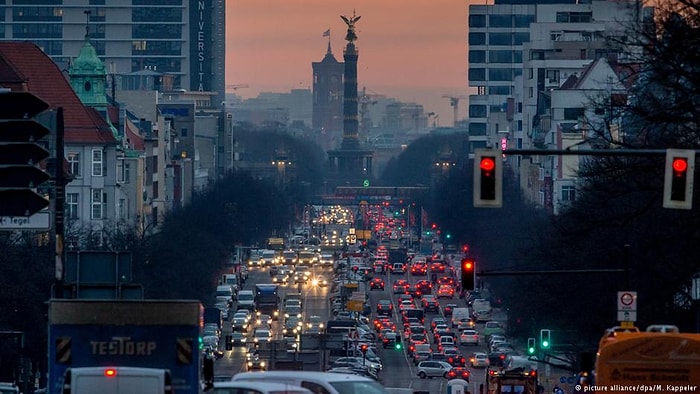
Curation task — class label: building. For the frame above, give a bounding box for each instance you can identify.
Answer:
[0,0,225,104]
[467,0,641,211]
[312,37,344,151]
[0,41,119,243]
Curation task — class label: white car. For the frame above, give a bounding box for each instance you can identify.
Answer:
[416,360,454,379]
[470,352,490,368]
[460,329,479,346]
[253,328,272,343]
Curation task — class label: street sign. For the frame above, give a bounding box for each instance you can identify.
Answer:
[346,299,363,312]
[617,310,637,321]
[617,291,637,323]
[0,211,51,230]
[617,291,637,310]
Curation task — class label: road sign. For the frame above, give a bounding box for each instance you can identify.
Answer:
[347,299,363,312]
[617,310,637,321]
[0,211,51,230]
[617,291,637,310]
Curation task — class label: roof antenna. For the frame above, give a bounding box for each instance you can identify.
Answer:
[84,9,91,40]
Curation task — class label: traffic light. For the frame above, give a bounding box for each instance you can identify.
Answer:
[0,92,51,217]
[527,337,536,355]
[461,258,475,291]
[360,344,368,355]
[473,148,503,208]
[663,149,695,210]
[540,329,551,349]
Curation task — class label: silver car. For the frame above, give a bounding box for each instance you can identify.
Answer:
[416,360,453,379]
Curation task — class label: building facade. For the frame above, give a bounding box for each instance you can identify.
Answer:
[467,0,641,212]
[0,0,225,104]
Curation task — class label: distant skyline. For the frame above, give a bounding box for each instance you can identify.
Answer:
[226,0,473,127]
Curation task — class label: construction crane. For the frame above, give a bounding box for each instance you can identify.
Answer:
[225,83,249,91]
[442,95,467,126]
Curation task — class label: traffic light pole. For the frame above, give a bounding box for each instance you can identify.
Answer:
[55,108,65,298]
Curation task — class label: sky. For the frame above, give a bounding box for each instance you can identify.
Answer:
[226,0,473,127]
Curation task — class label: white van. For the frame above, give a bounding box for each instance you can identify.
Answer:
[213,381,312,394]
[451,307,471,328]
[220,274,240,292]
[237,290,255,310]
[62,366,172,394]
[231,371,389,394]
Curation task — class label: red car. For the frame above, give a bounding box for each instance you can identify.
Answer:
[437,276,457,287]
[393,279,409,294]
[430,261,446,273]
[370,278,385,290]
[446,366,471,381]
[437,285,455,299]
[411,262,428,275]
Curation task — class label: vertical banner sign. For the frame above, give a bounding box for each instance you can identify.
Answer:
[190,1,212,92]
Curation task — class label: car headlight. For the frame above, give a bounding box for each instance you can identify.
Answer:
[260,361,266,367]
[319,323,324,329]
[248,361,253,367]
[283,329,287,334]
[285,313,290,318]
[254,338,258,342]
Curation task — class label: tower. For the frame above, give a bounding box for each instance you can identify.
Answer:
[327,11,374,188]
[312,33,344,151]
[68,13,107,111]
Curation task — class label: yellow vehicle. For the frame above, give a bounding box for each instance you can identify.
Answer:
[594,325,700,393]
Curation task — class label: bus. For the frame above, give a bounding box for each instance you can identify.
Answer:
[594,325,700,393]
[61,366,173,394]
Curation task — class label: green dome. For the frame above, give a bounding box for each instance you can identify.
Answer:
[69,39,105,75]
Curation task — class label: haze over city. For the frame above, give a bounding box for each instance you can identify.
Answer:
[226,0,472,126]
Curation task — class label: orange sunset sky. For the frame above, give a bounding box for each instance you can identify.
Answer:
[226,0,474,126]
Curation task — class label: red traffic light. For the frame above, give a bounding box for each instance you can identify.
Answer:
[480,157,495,172]
[360,344,368,354]
[462,259,474,271]
[673,158,688,174]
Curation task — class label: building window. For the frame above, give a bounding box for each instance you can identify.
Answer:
[546,69,560,83]
[469,50,486,63]
[181,127,188,137]
[514,15,535,28]
[92,149,103,177]
[489,50,513,63]
[469,14,486,28]
[469,123,487,136]
[514,32,530,45]
[489,15,512,28]
[529,87,534,98]
[489,68,513,82]
[469,105,487,118]
[489,33,511,45]
[66,193,79,220]
[67,152,81,178]
[564,107,585,120]
[468,33,486,46]
[469,68,486,82]
[91,188,104,220]
[561,185,576,201]
[118,198,127,219]
[489,86,510,95]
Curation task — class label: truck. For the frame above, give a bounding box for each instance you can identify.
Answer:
[266,237,285,251]
[203,307,223,329]
[594,325,700,393]
[254,284,280,320]
[48,299,202,394]
[486,367,538,394]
